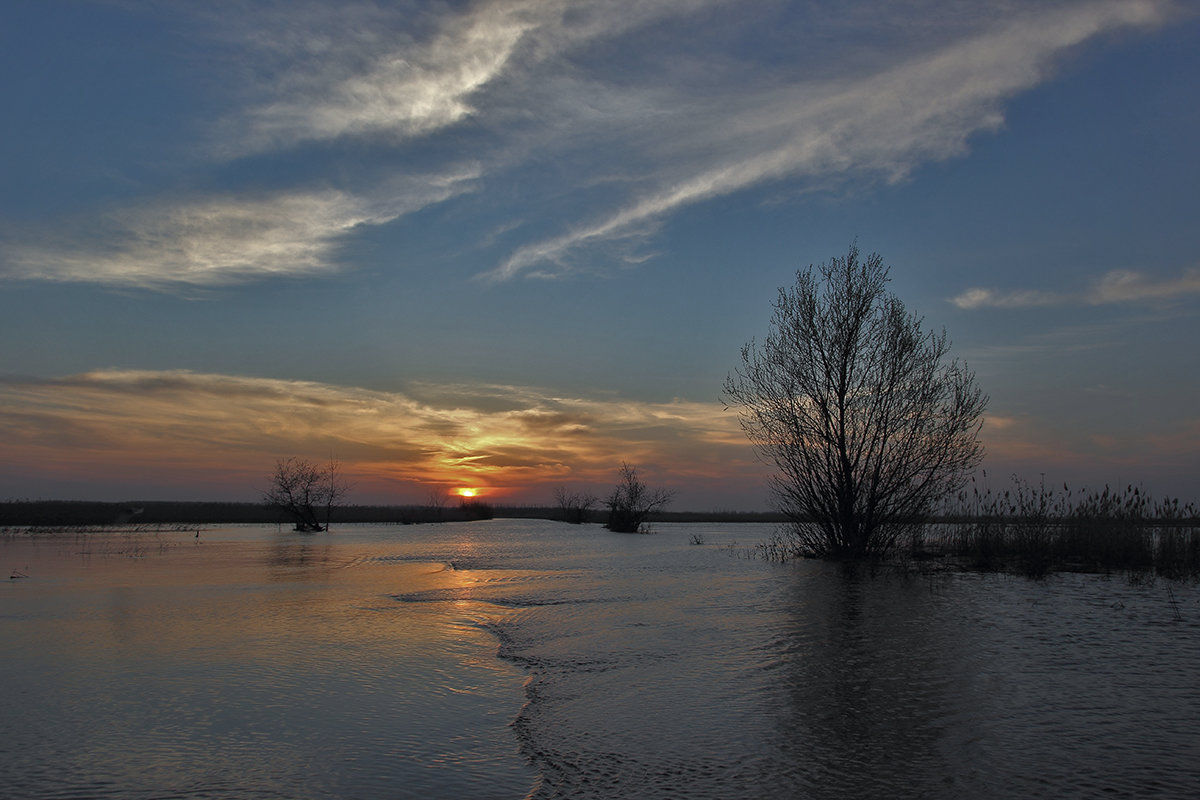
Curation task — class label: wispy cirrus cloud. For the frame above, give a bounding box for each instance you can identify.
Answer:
[2,0,728,290]
[213,2,536,156]
[2,169,478,289]
[0,369,756,500]
[213,0,727,157]
[0,0,1175,292]
[951,267,1200,309]
[5,191,371,288]
[486,0,1169,280]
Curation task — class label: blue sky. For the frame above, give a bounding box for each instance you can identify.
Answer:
[1,0,1197,509]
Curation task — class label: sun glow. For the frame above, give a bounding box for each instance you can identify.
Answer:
[454,487,479,498]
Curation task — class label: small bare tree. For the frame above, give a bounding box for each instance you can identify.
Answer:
[264,457,351,532]
[554,486,599,524]
[604,462,675,533]
[724,243,987,558]
[424,488,447,522]
[321,457,352,530]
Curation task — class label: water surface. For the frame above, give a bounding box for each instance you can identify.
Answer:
[3,521,1198,798]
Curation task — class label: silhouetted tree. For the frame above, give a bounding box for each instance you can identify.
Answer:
[605,462,675,533]
[320,458,352,530]
[724,243,987,558]
[264,457,351,532]
[554,486,599,524]
[424,488,447,522]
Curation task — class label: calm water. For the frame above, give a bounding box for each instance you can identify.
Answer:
[3,520,1198,799]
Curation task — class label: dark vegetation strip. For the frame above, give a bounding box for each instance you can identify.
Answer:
[0,500,783,529]
[0,500,494,529]
[932,480,1200,579]
[754,480,1200,580]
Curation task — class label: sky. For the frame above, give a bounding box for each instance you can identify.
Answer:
[1,0,1198,510]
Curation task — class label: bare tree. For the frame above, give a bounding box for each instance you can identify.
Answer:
[264,457,351,532]
[604,462,675,533]
[723,243,987,558]
[424,488,447,522]
[554,486,599,524]
[321,457,352,530]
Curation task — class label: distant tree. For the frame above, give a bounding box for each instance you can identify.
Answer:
[554,486,599,524]
[264,457,351,532]
[604,462,675,533]
[320,458,352,530]
[723,243,987,558]
[424,488,447,522]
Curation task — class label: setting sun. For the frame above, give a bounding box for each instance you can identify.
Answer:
[453,487,479,498]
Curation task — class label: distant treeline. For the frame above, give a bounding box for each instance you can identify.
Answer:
[0,499,786,528]
[0,500,492,528]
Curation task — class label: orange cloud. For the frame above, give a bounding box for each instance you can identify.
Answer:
[4,370,1193,505]
[0,370,763,503]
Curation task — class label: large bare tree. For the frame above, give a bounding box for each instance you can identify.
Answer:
[724,244,987,558]
[264,457,351,532]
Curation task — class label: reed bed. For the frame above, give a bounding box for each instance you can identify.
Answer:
[936,478,1200,578]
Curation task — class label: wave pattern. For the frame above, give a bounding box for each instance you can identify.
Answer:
[431,522,1200,800]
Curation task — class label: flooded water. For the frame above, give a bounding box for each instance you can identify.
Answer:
[3,520,1199,799]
